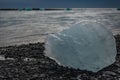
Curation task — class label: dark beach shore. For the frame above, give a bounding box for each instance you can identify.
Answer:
[0,35,120,80]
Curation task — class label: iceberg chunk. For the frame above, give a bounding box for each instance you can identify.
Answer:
[45,22,117,72]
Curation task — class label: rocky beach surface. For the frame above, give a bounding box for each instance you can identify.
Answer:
[0,35,120,80]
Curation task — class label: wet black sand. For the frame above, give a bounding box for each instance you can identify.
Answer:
[0,35,120,80]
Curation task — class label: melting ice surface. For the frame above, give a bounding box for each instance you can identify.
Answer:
[45,22,117,72]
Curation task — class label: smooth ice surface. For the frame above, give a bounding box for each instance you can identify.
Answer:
[45,22,117,72]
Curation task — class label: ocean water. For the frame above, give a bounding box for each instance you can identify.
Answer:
[0,8,120,47]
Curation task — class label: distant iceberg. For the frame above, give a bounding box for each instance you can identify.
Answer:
[45,22,117,72]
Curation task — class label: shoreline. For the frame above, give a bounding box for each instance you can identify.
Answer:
[0,35,119,79]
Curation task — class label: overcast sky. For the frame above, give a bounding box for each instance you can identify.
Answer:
[0,0,120,8]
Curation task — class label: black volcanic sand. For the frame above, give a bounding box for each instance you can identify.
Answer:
[0,35,120,80]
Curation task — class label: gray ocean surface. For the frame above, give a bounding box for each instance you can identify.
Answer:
[0,8,120,47]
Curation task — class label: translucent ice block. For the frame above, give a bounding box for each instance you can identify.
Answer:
[45,22,117,72]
